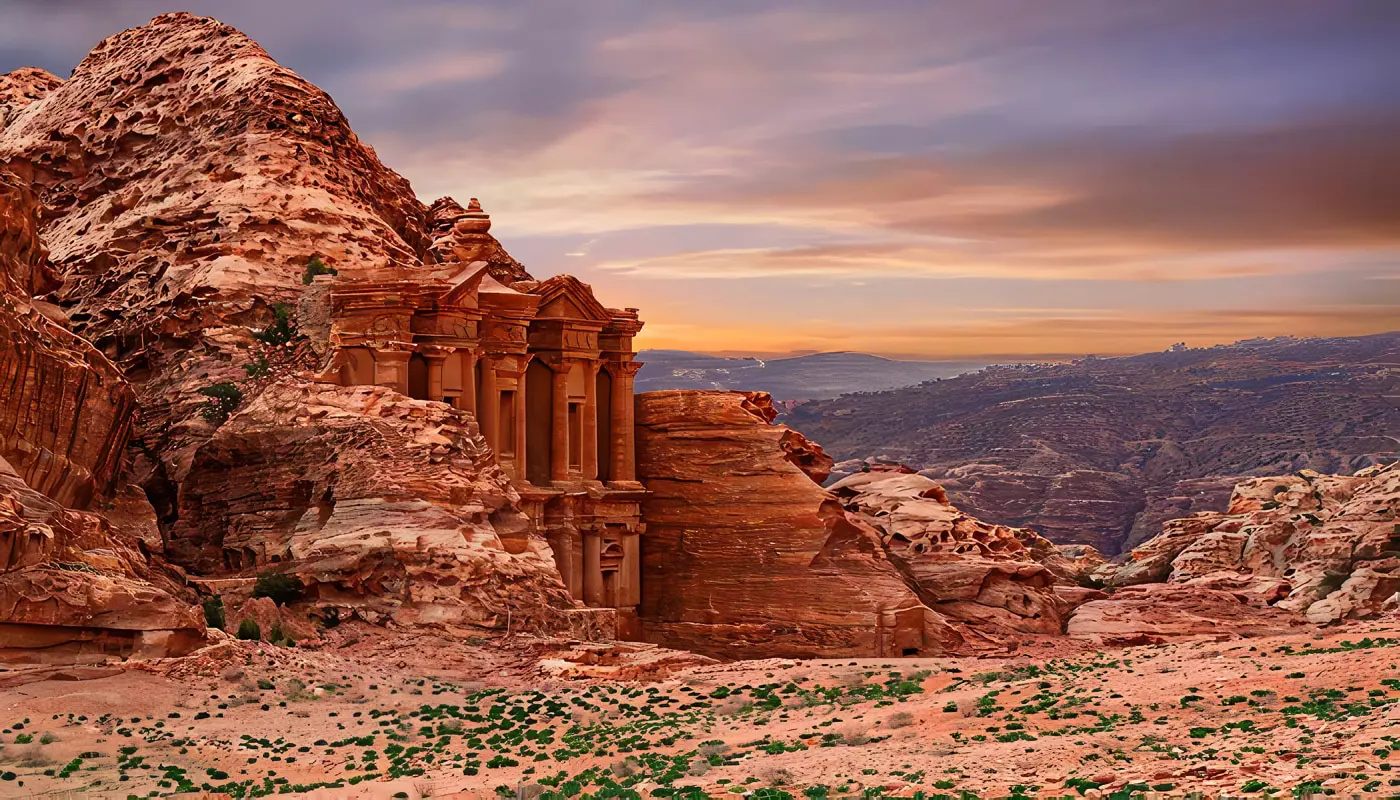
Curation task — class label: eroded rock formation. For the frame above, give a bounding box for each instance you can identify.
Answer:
[1066,583,1307,642]
[173,381,590,633]
[427,197,532,285]
[0,12,432,471]
[827,473,1062,633]
[635,390,969,659]
[1098,463,1400,624]
[0,169,200,663]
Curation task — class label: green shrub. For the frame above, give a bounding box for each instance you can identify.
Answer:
[236,618,262,641]
[301,256,338,285]
[197,382,243,424]
[252,303,298,347]
[201,596,226,631]
[243,356,270,378]
[252,572,303,606]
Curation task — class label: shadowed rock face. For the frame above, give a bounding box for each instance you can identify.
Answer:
[789,335,1400,554]
[0,171,134,508]
[0,169,200,664]
[1099,462,1400,625]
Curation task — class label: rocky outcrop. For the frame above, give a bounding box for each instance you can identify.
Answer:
[828,472,1066,634]
[1,174,134,508]
[0,67,62,130]
[1099,463,1400,624]
[172,381,584,632]
[0,169,200,663]
[635,390,969,660]
[1066,583,1307,642]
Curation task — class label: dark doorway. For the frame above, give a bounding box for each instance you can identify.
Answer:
[407,353,429,400]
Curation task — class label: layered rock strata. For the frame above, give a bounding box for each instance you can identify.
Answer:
[0,169,200,663]
[635,391,968,659]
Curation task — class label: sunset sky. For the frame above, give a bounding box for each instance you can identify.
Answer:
[3,1,1398,359]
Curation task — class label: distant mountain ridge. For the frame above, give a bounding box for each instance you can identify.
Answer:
[784,332,1400,555]
[636,349,986,401]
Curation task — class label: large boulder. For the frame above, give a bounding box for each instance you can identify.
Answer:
[173,381,584,633]
[828,472,1068,634]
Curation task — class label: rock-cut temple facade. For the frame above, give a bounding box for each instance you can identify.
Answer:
[318,197,647,635]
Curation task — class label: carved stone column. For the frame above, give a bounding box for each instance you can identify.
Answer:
[514,357,530,483]
[374,349,411,394]
[479,355,498,453]
[425,353,446,402]
[461,350,477,413]
[582,361,600,481]
[550,359,572,483]
[609,361,641,482]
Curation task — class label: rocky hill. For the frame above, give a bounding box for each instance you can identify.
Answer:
[0,13,588,656]
[786,334,1400,554]
[637,349,984,401]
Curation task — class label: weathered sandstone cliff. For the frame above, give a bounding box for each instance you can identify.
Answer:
[635,390,970,659]
[0,13,588,656]
[1096,463,1400,625]
[828,472,1068,634]
[0,12,433,476]
[0,168,201,663]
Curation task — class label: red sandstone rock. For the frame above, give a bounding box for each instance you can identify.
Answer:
[0,13,433,468]
[172,381,587,633]
[635,390,971,659]
[0,169,201,663]
[828,472,1065,634]
[1066,583,1306,642]
[1102,464,1400,624]
[427,196,533,285]
[0,67,62,130]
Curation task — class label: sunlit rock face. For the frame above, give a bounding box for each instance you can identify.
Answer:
[1097,463,1400,626]
[634,390,968,660]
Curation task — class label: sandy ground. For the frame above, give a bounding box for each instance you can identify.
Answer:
[3,620,1400,798]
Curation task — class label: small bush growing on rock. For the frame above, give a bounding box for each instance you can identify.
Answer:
[237,618,262,641]
[243,356,270,378]
[201,596,226,630]
[252,303,299,347]
[197,382,243,424]
[252,571,303,606]
[302,256,338,284]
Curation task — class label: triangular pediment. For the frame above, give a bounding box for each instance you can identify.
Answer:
[530,275,612,322]
[438,261,491,307]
